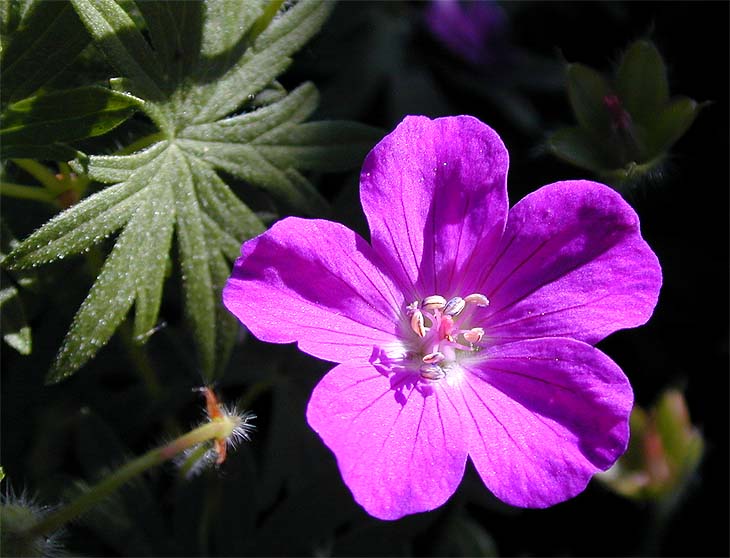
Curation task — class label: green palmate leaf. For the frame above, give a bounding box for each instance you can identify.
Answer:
[0,1,90,104]
[253,121,383,172]
[4,149,165,268]
[615,40,669,125]
[135,1,205,88]
[186,156,262,257]
[190,0,331,125]
[0,86,141,157]
[169,147,216,379]
[6,0,375,381]
[130,167,175,341]
[73,141,169,183]
[70,0,166,106]
[49,155,174,381]
[566,63,613,139]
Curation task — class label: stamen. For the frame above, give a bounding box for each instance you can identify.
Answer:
[406,291,490,383]
[422,295,447,311]
[463,327,484,344]
[443,297,466,316]
[420,364,446,381]
[464,293,490,307]
[422,351,445,364]
[410,309,426,337]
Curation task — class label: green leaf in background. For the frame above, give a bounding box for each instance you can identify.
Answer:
[0,1,90,104]
[4,0,380,382]
[0,86,142,159]
[565,63,613,139]
[598,389,704,502]
[645,96,703,159]
[0,280,32,355]
[0,223,35,355]
[549,39,704,186]
[546,126,618,173]
[615,40,669,126]
[70,0,167,106]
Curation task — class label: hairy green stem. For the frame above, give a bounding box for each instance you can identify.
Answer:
[22,419,235,541]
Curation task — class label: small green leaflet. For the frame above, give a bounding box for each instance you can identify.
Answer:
[1,1,90,104]
[4,0,381,382]
[1,86,142,159]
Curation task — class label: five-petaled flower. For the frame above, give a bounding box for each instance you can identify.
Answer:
[223,115,662,520]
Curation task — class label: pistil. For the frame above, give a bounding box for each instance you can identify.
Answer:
[405,293,489,381]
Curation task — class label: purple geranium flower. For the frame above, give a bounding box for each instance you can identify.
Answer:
[424,0,509,68]
[223,116,662,520]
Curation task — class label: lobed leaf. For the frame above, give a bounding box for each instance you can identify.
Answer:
[1,1,90,104]
[180,82,319,144]
[4,0,369,381]
[1,87,141,155]
[70,0,166,105]
[71,141,169,184]
[178,138,328,215]
[169,147,215,380]
[191,0,332,124]
[186,154,264,243]
[131,177,175,341]
[252,120,382,172]
[48,188,153,382]
[199,0,265,59]
[135,1,203,88]
[4,154,164,269]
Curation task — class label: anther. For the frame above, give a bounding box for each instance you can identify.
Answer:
[464,293,490,307]
[410,309,426,337]
[422,351,445,364]
[419,364,446,381]
[463,327,484,344]
[443,297,466,316]
[406,300,420,315]
[422,295,447,311]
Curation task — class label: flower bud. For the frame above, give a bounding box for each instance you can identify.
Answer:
[598,389,703,501]
[0,491,64,557]
[547,39,703,187]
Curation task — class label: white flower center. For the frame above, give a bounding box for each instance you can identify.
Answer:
[405,293,489,381]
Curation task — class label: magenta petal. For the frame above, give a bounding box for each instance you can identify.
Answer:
[306,362,467,520]
[480,180,662,344]
[360,115,509,298]
[460,337,632,508]
[223,217,405,364]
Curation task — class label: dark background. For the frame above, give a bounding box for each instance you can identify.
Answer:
[2,2,727,556]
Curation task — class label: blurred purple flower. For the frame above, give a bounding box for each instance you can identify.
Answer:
[424,0,508,67]
[223,116,662,520]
